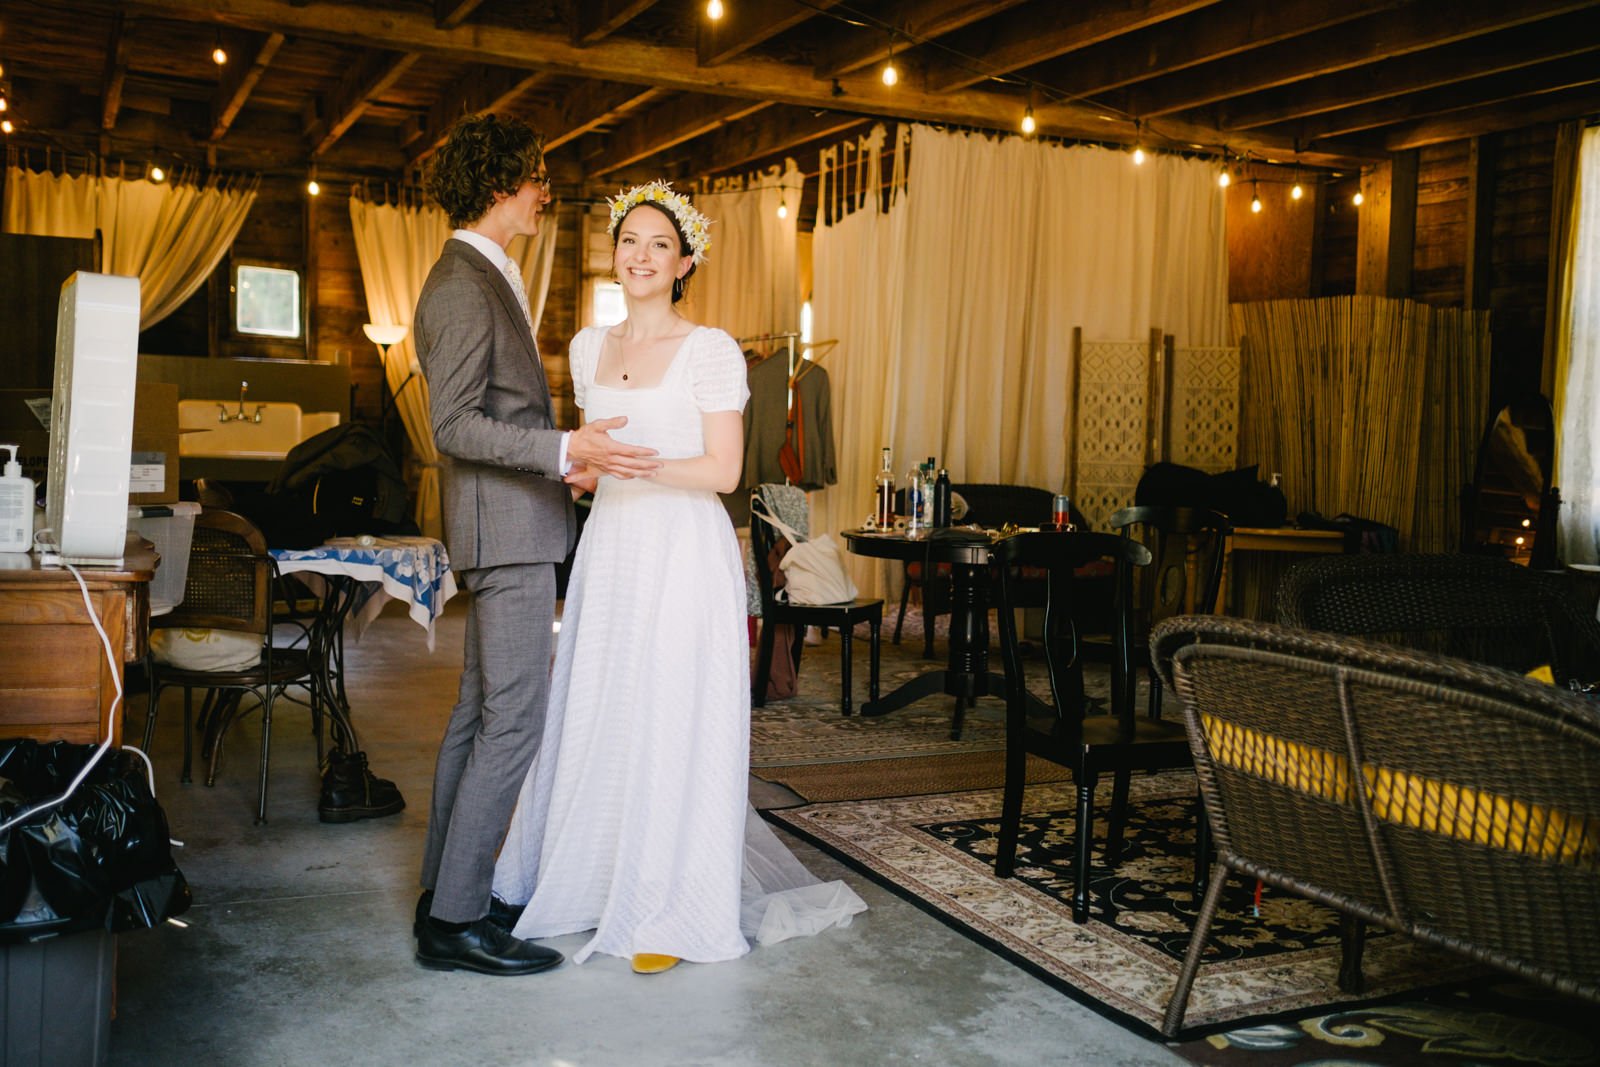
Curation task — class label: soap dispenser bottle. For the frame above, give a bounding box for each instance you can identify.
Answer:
[0,444,35,553]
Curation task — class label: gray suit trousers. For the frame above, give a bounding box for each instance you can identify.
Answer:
[420,562,555,922]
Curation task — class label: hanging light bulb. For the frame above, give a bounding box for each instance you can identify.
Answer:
[150,163,167,183]
[307,165,321,197]
[1352,189,1364,206]
[706,0,724,19]
[882,33,898,86]
[1250,180,1262,214]
[1132,145,1145,165]
[776,197,788,220]
[0,95,8,114]
[1291,181,1304,200]
[212,30,228,66]
[0,119,13,136]
[1020,106,1035,136]
[1217,167,1231,188]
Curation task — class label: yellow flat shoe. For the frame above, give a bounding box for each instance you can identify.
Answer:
[631,953,680,974]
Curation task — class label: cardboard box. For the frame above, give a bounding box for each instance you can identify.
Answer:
[0,382,181,506]
[131,381,179,505]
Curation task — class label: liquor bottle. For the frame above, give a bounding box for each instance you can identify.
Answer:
[932,468,951,527]
[904,466,926,535]
[922,457,937,528]
[874,447,895,528]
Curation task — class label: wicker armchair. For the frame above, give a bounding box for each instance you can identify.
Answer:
[1152,616,1600,1038]
[1276,552,1600,687]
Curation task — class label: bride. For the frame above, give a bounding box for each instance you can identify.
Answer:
[493,181,865,973]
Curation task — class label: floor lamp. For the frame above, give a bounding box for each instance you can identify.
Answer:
[363,322,410,455]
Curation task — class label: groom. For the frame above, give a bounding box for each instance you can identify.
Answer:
[412,113,659,975]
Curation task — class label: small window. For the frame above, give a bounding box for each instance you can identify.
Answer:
[234,264,302,338]
[591,279,625,328]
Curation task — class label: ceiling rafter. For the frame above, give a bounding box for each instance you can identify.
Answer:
[307,49,419,158]
[541,81,664,152]
[697,0,843,68]
[211,30,284,142]
[100,10,132,132]
[434,0,487,30]
[918,0,1220,95]
[1123,0,1596,118]
[574,0,663,47]
[588,94,773,175]
[811,0,1028,80]
[1020,0,1403,102]
[1220,9,1600,131]
[1383,80,1600,150]
[124,0,1375,165]
[405,65,551,166]
[679,107,869,178]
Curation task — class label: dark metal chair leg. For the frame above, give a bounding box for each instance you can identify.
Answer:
[1337,914,1367,994]
[839,620,854,717]
[1106,768,1132,865]
[868,618,881,702]
[1192,793,1212,897]
[1162,859,1230,1038]
[1073,774,1097,923]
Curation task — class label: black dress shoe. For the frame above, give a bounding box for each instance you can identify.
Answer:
[416,917,562,976]
[319,750,405,823]
[413,890,526,939]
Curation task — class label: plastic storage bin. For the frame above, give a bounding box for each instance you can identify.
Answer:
[1,928,114,1066]
[129,501,201,615]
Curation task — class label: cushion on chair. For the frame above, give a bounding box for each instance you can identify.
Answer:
[151,628,263,672]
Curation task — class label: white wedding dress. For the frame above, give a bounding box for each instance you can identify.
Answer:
[493,324,866,964]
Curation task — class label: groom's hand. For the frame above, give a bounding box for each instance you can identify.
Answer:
[569,416,661,479]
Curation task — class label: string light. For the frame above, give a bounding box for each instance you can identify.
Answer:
[0,119,12,136]
[1020,106,1035,136]
[881,34,898,87]
[211,31,227,66]
[0,95,7,114]
[776,196,788,220]
[149,163,166,183]
[1291,180,1304,200]
[1132,145,1145,165]
[1131,120,1145,164]
[306,165,321,197]
[1250,179,1262,214]
[1217,167,1231,189]
[1352,190,1364,206]
[706,0,724,19]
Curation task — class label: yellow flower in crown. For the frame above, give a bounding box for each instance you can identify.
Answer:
[607,180,713,265]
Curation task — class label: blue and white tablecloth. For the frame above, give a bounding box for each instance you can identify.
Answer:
[271,536,457,649]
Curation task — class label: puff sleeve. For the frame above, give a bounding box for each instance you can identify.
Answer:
[569,326,600,412]
[689,327,750,414]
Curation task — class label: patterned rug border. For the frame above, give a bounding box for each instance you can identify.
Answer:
[752,750,1069,806]
[763,776,1482,1043]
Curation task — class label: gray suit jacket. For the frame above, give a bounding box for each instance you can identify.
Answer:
[415,238,575,571]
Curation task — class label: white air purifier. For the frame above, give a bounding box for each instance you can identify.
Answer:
[43,272,142,566]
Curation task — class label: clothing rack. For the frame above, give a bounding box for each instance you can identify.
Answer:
[738,330,804,383]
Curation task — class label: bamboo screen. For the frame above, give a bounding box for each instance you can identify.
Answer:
[1233,297,1492,552]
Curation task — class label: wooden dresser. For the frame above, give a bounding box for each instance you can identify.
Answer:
[0,544,155,746]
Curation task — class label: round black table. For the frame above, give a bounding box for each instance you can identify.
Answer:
[843,528,1026,739]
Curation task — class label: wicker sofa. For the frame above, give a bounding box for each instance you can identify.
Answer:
[1152,615,1600,1038]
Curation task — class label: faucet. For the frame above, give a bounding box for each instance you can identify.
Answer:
[217,381,267,422]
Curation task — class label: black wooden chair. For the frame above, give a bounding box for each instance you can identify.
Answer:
[1153,615,1600,1037]
[991,530,1204,923]
[750,492,883,716]
[895,483,1075,657]
[143,509,322,823]
[1105,505,1230,719]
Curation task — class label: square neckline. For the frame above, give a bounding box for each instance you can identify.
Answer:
[587,324,705,393]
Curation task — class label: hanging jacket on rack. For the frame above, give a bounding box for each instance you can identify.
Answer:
[742,350,791,489]
[791,361,836,490]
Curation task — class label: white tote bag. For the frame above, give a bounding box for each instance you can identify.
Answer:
[752,498,858,605]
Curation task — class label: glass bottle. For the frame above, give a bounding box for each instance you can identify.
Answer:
[904,466,926,536]
[874,447,895,528]
[932,468,951,527]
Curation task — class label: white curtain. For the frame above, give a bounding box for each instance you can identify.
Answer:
[811,124,1228,588]
[1556,125,1600,565]
[693,160,804,341]
[3,163,257,328]
[347,192,559,539]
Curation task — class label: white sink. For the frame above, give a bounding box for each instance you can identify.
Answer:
[178,400,341,459]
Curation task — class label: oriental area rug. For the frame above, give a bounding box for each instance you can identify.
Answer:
[748,609,1595,1065]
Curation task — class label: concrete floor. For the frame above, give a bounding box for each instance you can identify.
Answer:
[110,601,1183,1067]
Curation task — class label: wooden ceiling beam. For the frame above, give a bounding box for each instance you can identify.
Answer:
[588,94,773,175]
[1383,81,1600,151]
[1020,0,1402,102]
[1125,0,1597,118]
[307,49,420,158]
[574,0,663,46]
[697,0,842,68]
[541,81,664,152]
[123,0,1379,166]
[405,65,550,165]
[211,30,284,142]
[919,0,1220,95]
[680,107,868,177]
[811,0,1028,80]
[100,11,132,132]
[1292,52,1600,143]
[1220,10,1600,131]
[435,0,488,30]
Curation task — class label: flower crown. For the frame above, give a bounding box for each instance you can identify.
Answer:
[607,181,712,265]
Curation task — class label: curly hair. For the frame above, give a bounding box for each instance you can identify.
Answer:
[612,201,699,304]
[425,113,544,229]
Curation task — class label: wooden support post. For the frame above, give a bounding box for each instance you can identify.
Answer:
[1464,135,1497,310]
[1356,150,1418,297]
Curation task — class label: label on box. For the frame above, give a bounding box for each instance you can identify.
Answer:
[130,452,167,493]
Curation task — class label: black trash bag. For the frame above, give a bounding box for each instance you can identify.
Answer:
[1136,462,1288,528]
[0,739,191,944]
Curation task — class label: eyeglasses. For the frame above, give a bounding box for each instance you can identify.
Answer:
[531,175,553,193]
